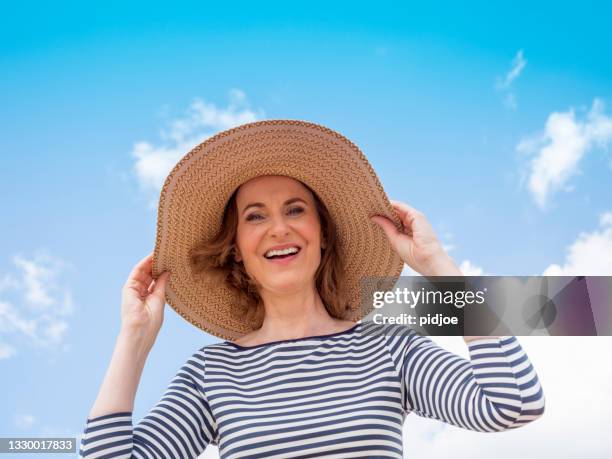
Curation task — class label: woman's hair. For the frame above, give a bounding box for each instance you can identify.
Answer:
[188,181,350,330]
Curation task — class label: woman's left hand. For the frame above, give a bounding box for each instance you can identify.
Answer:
[371,200,461,276]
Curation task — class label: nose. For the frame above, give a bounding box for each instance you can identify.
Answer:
[268,214,291,238]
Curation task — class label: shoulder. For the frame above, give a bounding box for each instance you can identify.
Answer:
[360,320,425,353]
[359,319,417,338]
[333,319,361,334]
[178,342,235,381]
[183,341,234,368]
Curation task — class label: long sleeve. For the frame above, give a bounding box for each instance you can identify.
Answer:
[383,325,545,432]
[79,347,217,458]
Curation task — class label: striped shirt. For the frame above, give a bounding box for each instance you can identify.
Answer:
[79,321,545,458]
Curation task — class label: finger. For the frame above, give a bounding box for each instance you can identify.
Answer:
[390,201,422,232]
[123,277,144,295]
[371,215,402,245]
[389,205,411,226]
[146,270,167,295]
[390,200,421,217]
[385,203,415,234]
[151,271,171,302]
[123,254,154,295]
[388,200,412,221]
[129,253,153,280]
[125,278,150,294]
[127,253,154,285]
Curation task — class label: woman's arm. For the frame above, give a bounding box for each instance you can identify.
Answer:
[88,326,152,419]
[79,253,216,457]
[86,252,169,420]
[79,347,216,458]
[419,251,504,344]
[384,326,545,432]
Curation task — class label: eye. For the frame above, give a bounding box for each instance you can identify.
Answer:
[288,206,304,215]
[245,213,263,222]
[245,207,304,222]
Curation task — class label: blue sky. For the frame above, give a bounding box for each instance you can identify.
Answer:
[1,1,611,457]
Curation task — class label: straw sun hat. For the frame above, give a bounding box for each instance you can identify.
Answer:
[152,119,404,340]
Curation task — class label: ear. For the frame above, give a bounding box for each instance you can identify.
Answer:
[233,247,242,263]
[321,236,327,250]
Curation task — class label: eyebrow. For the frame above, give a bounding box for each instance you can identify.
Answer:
[241,197,308,215]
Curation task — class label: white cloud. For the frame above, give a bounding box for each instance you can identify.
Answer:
[132,89,264,208]
[0,252,75,358]
[497,49,527,90]
[41,318,69,344]
[543,211,612,275]
[12,254,59,308]
[518,98,612,209]
[458,259,486,275]
[0,301,37,337]
[496,50,527,110]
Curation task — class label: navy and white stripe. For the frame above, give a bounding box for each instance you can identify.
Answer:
[79,321,545,458]
[382,324,545,432]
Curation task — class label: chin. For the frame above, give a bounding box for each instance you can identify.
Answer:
[261,272,315,294]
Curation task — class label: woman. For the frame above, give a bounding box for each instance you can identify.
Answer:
[79,120,545,458]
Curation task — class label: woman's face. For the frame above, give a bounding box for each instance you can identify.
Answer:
[234,175,325,295]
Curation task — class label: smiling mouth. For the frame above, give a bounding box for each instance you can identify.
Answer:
[264,246,301,259]
[268,252,297,260]
[264,247,301,262]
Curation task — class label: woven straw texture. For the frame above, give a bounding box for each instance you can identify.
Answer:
[152,120,404,340]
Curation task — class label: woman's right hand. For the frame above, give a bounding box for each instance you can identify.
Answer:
[120,252,171,349]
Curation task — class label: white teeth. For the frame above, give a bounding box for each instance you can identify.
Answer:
[265,246,299,258]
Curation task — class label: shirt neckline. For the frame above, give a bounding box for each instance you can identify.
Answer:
[223,322,362,350]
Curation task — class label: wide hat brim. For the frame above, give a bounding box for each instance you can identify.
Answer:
[152,119,404,340]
